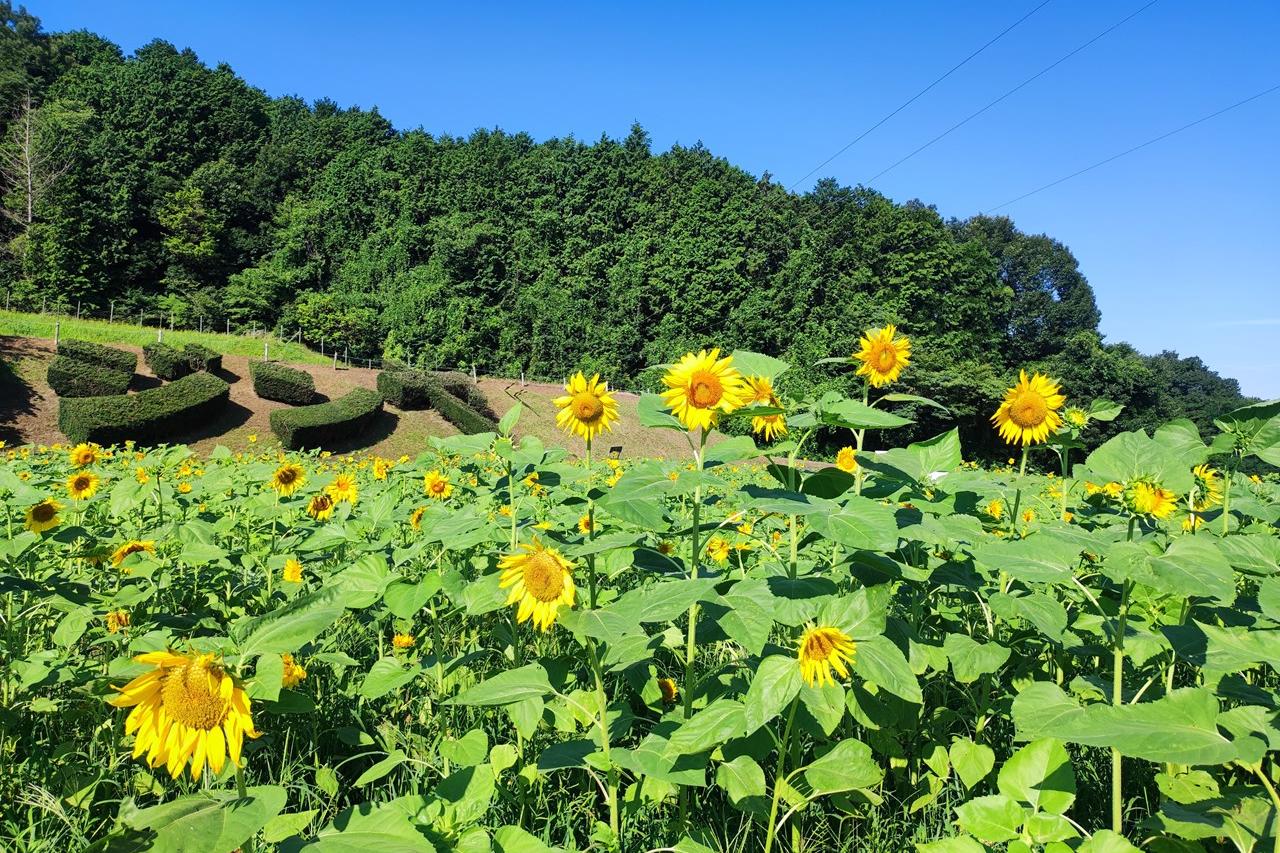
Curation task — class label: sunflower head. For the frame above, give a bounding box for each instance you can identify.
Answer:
[835,446,858,473]
[706,536,732,563]
[392,632,416,649]
[409,506,426,531]
[498,536,576,632]
[746,375,787,441]
[657,677,679,704]
[105,609,130,634]
[108,650,259,780]
[67,471,100,500]
[282,558,303,583]
[326,473,358,505]
[1127,479,1177,520]
[25,499,62,533]
[271,463,306,497]
[423,470,453,501]
[112,539,156,569]
[797,625,856,688]
[69,442,100,467]
[992,371,1066,446]
[660,349,749,432]
[1065,407,1090,428]
[854,325,911,388]
[305,493,334,520]
[554,372,620,442]
[1191,463,1222,511]
[577,514,594,535]
[985,498,1005,520]
[280,654,306,688]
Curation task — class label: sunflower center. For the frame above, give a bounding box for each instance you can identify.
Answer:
[74,475,91,490]
[277,469,297,485]
[161,660,229,731]
[523,552,565,602]
[1008,390,1049,428]
[688,371,723,409]
[803,630,836,661]
[32,503,55,522]
[571,392,605,422]
[871,343,897,372]
[429,480,446,495]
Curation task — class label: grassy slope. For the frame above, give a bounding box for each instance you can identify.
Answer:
[0,311,701,459]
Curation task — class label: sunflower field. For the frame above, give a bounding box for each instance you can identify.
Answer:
[2,333,1279,853]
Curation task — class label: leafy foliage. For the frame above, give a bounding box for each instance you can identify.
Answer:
[56,370,228,443]
[249,359,315,405]
[45,354,130,397]
[268,387,383,450]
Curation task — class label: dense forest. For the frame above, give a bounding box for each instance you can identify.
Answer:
[0,4,1248,455]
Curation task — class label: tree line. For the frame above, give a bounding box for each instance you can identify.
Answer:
[0,3,1249,456]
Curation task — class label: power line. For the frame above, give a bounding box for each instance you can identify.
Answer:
[786,0,1054,191]
[983,83,1280,212]
[864,0,1160,185]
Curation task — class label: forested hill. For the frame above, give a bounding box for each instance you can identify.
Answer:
[0,5,1247,454]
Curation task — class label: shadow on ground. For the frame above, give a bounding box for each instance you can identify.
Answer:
[323,409,401,454]
[0,339,39,445]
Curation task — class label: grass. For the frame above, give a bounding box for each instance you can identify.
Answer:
[0,309,329,366]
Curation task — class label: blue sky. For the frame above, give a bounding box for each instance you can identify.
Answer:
[36,1,1280,397]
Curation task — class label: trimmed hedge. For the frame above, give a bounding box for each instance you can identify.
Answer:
[249,359,315,404]
[183,343,221,373]
[57,339,136,373]
[269,388,382,450]
[435,371,498,419]
[143,342,192,380]
[46,356,131,398]
[376,369,496,434]
[377,370,433,409]
[58,372,229,445]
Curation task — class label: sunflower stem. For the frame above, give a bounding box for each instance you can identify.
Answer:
[1010,448,1028,536]
[763,697,800,853]
[678,429,707,828]
[1112,523,1135,833]
[585,437,598,609]
[586,639,619,841]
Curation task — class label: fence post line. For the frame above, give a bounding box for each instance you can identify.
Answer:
[225,318,229,335]
[109,301,114,323]
[158,326,163,343]
[472,364,478,385]
[5,290,10,311]
[344,346,349,368]
[41,295,46,313]
[54,319,60,346]
[76,300,81,319]
[264,340,269,361]
[332,352,338,369]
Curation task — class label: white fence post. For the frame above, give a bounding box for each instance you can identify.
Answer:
[76,300,81,319]
[54,319,60,345]
[109,301,114,323]
[471,364,478,385]
[264,340,269,360]
[157,326,163,342]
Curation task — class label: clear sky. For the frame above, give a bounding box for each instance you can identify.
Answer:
[34,1,1280,397]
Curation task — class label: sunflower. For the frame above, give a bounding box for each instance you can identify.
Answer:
[112,540,156,568]
[657,677,679,704]
[746,375,787,441]
[409,506,426,531]
[392,632,416,649]
[326,473,358,505]
[554,372,620,442]
[135,467,150,484]
[372,458,390,481]
[282,558,303,583]
[69,442,100,467]
[797,625,857,688]
[271,463,306,497]
[577,514,595,535]
[706,537,732,563]
[423,470,453,501]
[1127,479,1177,520]
[660,348,749,432]
[498,536,576,632]
[835,446,858,473]
[853,325,911,388]
[1065,407,1090,428]
[1191,463,1222,511]
[108,650,259,780]
[306,493,335,521]
[280,654,306,688]
[991,371,1066,446]
[985,498,1005,520]
[105,609,130,634]
[25,499,62,533]
[67,471,100,501]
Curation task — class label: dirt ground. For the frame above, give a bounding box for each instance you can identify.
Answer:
[0,336,700,460]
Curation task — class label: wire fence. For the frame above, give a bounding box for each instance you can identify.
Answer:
[3,292,652,394]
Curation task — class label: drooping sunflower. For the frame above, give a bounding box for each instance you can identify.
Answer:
[326,473,358,505]
[282,558,303,583]
[1127,479,1177,520]
[25,499,62,533]
[108,650,259,780]
[498,536,576,632]
[657,677,679,704]
[270,462,306,497]
[105,609,130,634]
[67,471,100,501]
[706,537,732,563]
[423,470,453,501]
[835,446,858,473]
[797,625,857,688]
[554,372,620,442]
[1191,463,1223,511]
[660,349,749,432]
[69,442,100,467]
[372,458,390,481]
[745,375,787,441]
[306,493,335,521]
[112,540,156,568]
[853,325,911,388]
[991,371,1066,446]
[280,654,306,688]
[409,506,426,531]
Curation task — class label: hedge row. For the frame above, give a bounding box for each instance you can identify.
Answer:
[269,388,382,450]
[58,372,229,445]
[435,371,498,419]
[143,342,191,380]
[46,356,132,398]
[57,339,136,373]
[249,360,315,404]
[184,343,221,373]
[377,369,496,435]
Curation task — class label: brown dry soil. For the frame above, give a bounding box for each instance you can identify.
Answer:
[0,336,702,460]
